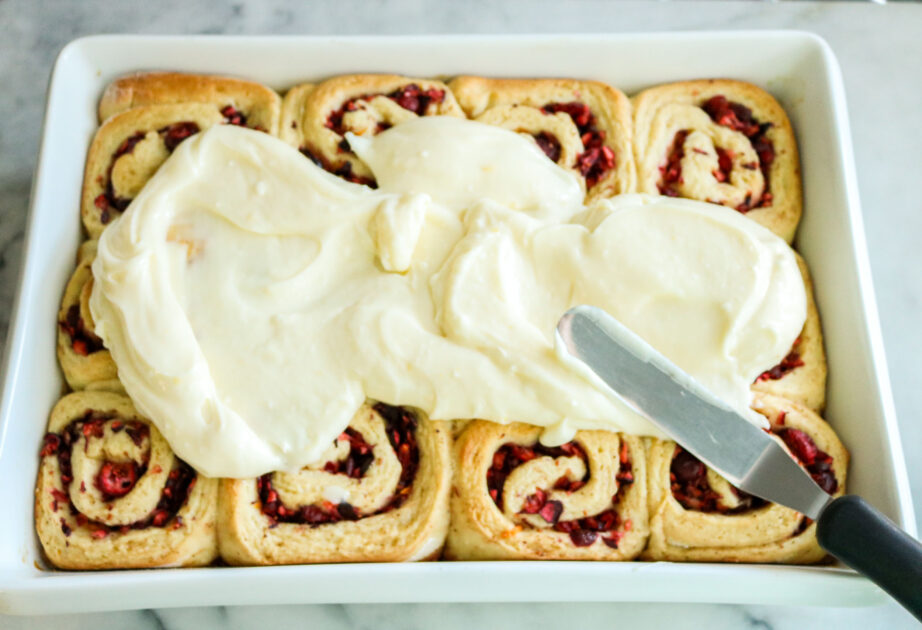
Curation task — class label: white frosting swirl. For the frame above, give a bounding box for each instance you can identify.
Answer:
[91,119,806,478]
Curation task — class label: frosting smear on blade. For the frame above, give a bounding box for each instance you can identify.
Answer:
[91,119,806,478]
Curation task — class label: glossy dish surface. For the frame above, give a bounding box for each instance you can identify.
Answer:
[0,32,914,614]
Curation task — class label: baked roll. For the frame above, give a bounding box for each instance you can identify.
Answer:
[644,393,847,563]
[97,71,281,132]
[82,103,226,238]
[35,391,218,569]
[633,79,801,242]
[57,241,120,392]
[752,253,826,412]
[448,76,635,200]
[83,73,280,239]
[444,421,647,560]
[279,74,465,187]
[217,403,452,565]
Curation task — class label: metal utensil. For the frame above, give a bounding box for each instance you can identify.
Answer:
[557,305,922,620]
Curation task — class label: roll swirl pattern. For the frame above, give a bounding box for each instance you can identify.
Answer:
[35,391,218,569]
[633,79,801,243]
[449,76,636,200]
[83,72,281,238]
[445,421,648,560]
[56,241,121,392]
[280,74,465,188]
[217,403,452,564]
[643,393,847,563]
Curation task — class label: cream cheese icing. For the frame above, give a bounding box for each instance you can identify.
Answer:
[91,118,806,478]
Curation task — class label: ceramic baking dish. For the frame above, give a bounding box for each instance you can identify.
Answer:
[0,32,914,614]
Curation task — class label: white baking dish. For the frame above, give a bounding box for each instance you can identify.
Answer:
[0,32,914,615]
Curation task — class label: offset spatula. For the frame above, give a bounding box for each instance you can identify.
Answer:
[557,305,922,620]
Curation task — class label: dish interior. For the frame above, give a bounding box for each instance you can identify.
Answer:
[0,32,913,613]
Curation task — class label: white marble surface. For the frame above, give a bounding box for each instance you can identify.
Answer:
[1,0,920,627]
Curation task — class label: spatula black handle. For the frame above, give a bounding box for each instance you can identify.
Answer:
[817,495,922,621]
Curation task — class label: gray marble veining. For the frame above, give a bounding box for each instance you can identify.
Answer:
[1,0,920,627]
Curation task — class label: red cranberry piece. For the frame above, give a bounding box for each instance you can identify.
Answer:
[715,147,733,181]
[337,502,359,520]
[159,122,200,152]
[542,102,592,130]
[151,509,170,527]
[300,505,329,524]
[97,461,138,497]
[82,420,105,439]
[812,470,838,494]
[534,132,562,163]
[702,96,759,137]
[508,444,537,463]
[220,105,248,127]
[40,433,61,456]
[569,529,598,547]
[780,428,818,465]
[538,500,563,525]
[602,533,622,549]
[752,135,775,167]
[521,488,547,514]
[671,450,706,482]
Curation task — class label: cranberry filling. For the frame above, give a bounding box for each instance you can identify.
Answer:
[658,95,776,212]
[702,95,776,212]
[314,84,446,188]
[298,147,378,188]
[756,338,805,382]
[256,403,419,528]
[40,412,198,536]
[93,121,201,224]
[669,446,763,513]
[702,96,760,136]
[533,131,562,163]
[541,102,615,188]
[779,428,838,493]
[714,147,734,183]
[59,303,105,357]
[387,84,446,116]
[159,121,201,152]
[487,439,634,548]
[658,130,688,197]
[323,427,375,478]
[220,104,246,127]
[671,426,837,515]
[325,84,447,137]
[96,461,138,499]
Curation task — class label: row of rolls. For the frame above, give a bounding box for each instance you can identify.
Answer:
[37,389,846,569]
[81,71,802,243]
[39,71,844,569]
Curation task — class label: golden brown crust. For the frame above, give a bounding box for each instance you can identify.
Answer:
[98,71,281,133]
[279,74,465,185]
[56,241,122,392]
[444,421,648,560]
[752,253,827,412]
[35,391,218,570]
[449,76,636,200]
[632,79,801,243]
[643,393,847,563]
[217,404,452,565]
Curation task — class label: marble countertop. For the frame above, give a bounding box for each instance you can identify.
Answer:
[1,0,920,627]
